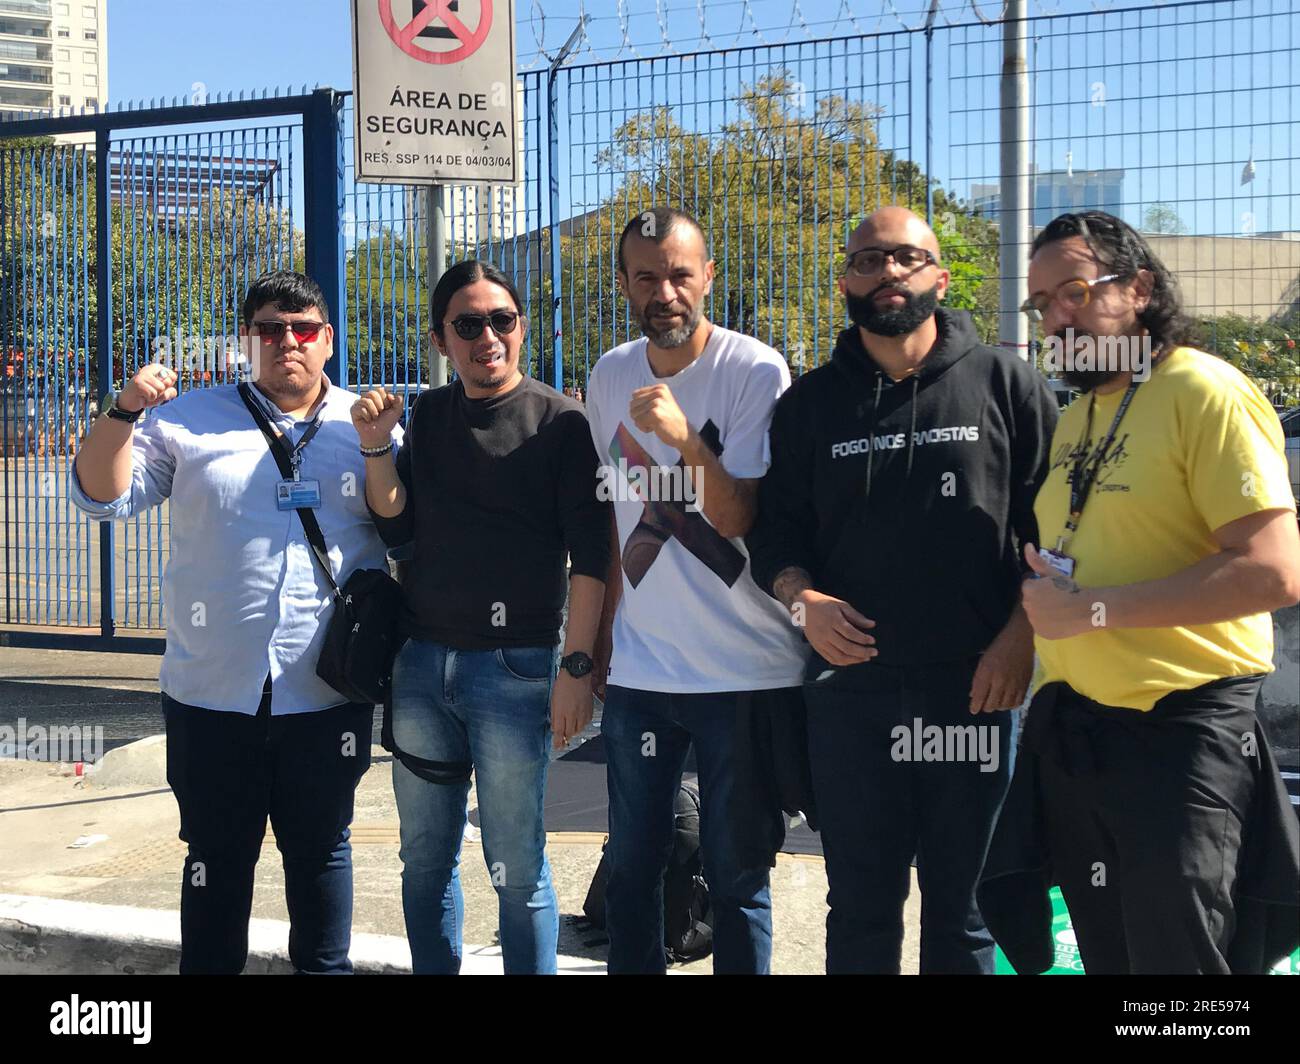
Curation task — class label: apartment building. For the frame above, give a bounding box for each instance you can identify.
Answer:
[0,0,107,120]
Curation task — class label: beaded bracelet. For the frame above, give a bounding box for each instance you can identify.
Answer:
[359,442,393,458]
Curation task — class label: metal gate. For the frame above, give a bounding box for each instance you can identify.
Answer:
[0,90,344,647]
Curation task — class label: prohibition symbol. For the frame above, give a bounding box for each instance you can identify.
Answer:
[378,0,493,65]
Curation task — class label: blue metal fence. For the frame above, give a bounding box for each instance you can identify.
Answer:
[0,91,341,645]
[0,0,1295,645]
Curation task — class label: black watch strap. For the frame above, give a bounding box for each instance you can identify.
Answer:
[559,651,593,678]
[105,394,144,423]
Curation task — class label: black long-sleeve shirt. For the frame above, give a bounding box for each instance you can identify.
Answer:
[368,376,610,649]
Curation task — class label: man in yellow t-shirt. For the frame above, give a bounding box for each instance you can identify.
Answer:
[1013,211,1300,975]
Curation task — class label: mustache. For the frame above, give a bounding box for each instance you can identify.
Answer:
[866,282,910,299]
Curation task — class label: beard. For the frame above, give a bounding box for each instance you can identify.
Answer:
[1053,328,1127,393]
[251,351,321,402]
[459,344,516,390]
[635,298,704,348]
[845,283,940,337]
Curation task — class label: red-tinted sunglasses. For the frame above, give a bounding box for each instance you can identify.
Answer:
[252,319,327,343]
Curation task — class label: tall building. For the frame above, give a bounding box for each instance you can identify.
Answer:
[0,0,107,120]
[971,166,1125,228]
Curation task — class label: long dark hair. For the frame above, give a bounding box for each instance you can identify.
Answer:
[1031,210,1192,353]
[430,259,525,339]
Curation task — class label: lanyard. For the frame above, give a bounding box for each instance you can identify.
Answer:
[245,386,325,481]
[1057,380,1140,551]
[283,418,323,480]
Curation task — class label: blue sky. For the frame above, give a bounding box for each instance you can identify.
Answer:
[104,0,1297,236]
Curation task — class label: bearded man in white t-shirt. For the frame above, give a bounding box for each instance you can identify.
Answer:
[587,207,810,974]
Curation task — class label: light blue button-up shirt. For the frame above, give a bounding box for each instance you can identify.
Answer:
[69,379,402,715]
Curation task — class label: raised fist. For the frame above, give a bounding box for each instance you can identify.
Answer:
[351,387,404,449]
[115,363,179,414]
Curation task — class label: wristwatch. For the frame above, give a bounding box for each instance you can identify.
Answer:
[101,392,143,423]
[559,651,594,679]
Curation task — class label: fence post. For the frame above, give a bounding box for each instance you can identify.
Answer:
[924,0,939,226]
[303,89,347,389]
[547,19,588,394]
[94,127,114,639]
[998,0,1031,358]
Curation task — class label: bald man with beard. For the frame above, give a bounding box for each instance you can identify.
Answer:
[746,207,1059,973]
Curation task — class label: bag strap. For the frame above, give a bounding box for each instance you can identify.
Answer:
[237,382,342,602]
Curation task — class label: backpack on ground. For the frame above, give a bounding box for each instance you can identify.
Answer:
[581,781,714,964]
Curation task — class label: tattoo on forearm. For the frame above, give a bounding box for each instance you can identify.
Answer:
[773,566,814,610]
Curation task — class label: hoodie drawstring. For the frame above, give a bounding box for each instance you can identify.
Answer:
[905,375,919,480]
[864,372,884,500]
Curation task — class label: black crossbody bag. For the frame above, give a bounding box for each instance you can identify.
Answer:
[238,383,403,705]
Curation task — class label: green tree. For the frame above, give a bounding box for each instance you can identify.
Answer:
[555,71,1000,384]
[1141,202,1189,235]
[1194,311,1300,407]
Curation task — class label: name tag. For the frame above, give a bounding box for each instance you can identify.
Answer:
[276,479,322,510]
[1039,548,1076,579]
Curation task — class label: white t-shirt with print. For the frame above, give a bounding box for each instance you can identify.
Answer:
[586,323,808,693]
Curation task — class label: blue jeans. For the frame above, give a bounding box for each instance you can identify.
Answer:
[163,685,373,975]
[601,685,779,974]
[803,657,1017,974]
[390,637,559,975]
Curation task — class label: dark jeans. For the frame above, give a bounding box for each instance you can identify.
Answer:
[163,682,373,974]
[1034,675,1265,974]
[602,685,783,974]
[804,657,1016,974]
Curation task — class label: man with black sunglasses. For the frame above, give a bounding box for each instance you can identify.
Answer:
[746,206,1059,973]
[71,270,401,973]
[355,258,610,975]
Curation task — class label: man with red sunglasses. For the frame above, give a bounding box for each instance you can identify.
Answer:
[71,270,401,974]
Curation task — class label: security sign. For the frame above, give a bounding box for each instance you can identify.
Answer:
[353,0,519,185]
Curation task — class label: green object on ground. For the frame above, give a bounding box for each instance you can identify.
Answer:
[993,887,1299,975]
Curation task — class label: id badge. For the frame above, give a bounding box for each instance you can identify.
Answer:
[1039,548,1076,579]
[276,478,322,510]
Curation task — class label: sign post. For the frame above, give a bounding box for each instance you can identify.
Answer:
[426,186,448,386]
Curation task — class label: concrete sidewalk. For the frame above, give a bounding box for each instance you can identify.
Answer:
[0,645,925,975]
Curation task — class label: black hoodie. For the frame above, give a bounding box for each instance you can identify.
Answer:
[747,307,1058,671]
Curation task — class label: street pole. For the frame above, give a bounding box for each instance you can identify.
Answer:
[425,183,448,387]
[999,0,1031,359]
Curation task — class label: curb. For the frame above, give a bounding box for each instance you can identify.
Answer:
[0,895,604,975]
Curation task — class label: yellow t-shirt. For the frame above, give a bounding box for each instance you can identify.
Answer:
[1032,346,1296,710]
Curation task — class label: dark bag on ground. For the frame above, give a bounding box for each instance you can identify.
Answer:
[237,382,402,705]
[582,781,714,963]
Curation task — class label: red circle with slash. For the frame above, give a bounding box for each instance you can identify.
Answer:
[378,0,493,65]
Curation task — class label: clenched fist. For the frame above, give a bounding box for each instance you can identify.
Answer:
[629,383,691,451]
[116,363,179,414]
[351,387,404,449]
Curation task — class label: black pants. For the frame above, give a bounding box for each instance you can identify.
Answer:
[163,680,373,974]
[804,657,1016,974]
[1033,675,1264,975]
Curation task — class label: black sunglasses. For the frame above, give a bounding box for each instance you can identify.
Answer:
[448,311,520,341]
[251,319,326,342]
